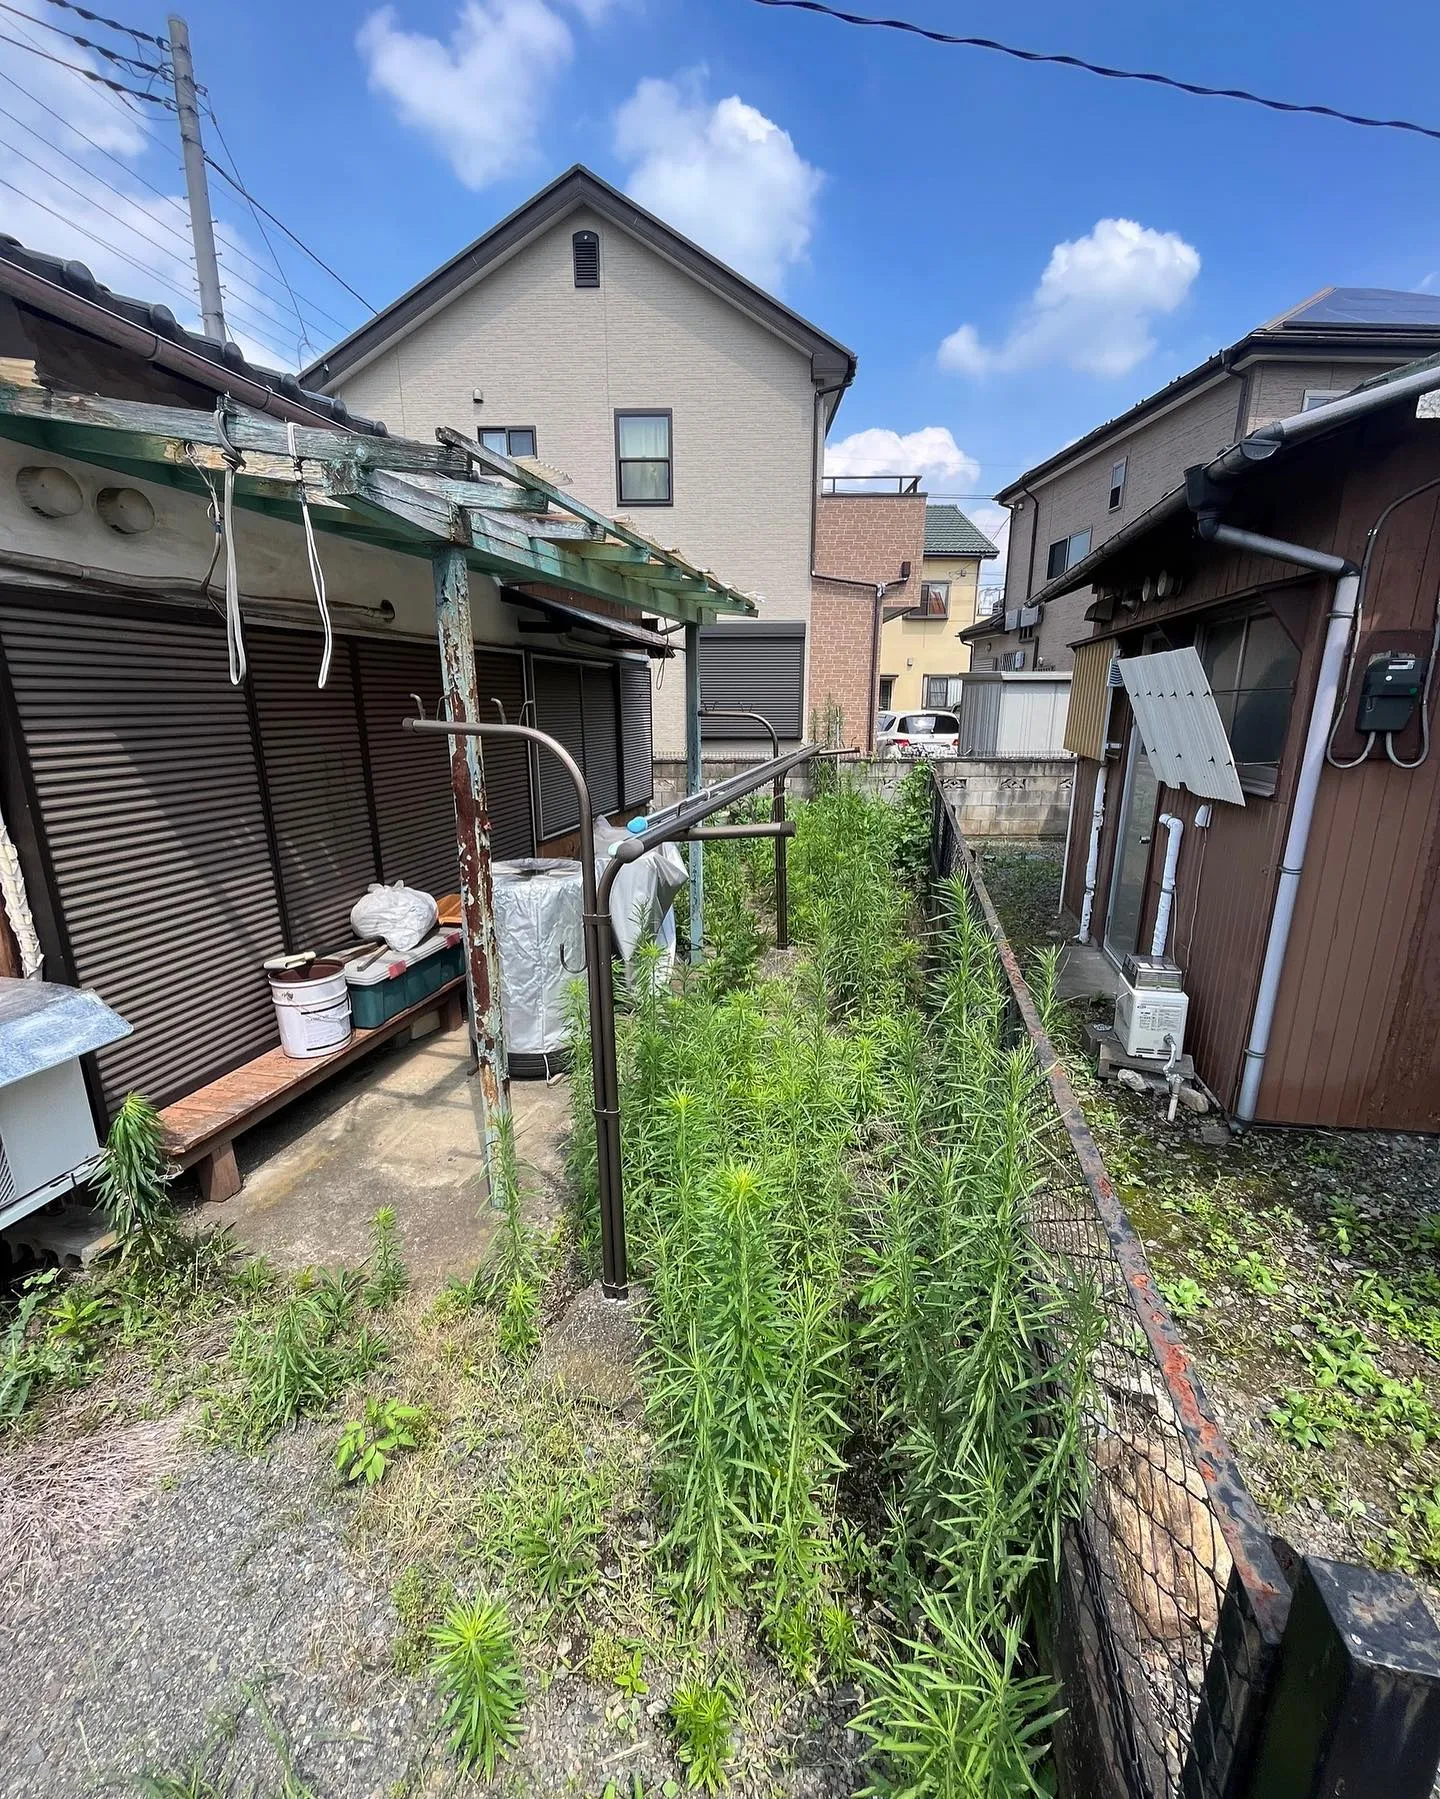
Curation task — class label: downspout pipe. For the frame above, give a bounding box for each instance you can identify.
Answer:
[1150,813,1184,958]
[1076,762,1108,944]
[1192,518,1360,1121]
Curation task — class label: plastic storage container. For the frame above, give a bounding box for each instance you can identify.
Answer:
[342,930,464,1030]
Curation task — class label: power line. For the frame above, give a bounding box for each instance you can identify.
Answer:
[203,152,376,313]
[0,70,352,336]
[203,103,312,358]
[0,170,299,362]
[749,0,1440,144]
[0,0,164,77]
[38,0,167,52]
[0,21,167,98]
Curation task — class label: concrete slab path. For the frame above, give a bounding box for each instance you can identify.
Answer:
[194,1022,571,1287]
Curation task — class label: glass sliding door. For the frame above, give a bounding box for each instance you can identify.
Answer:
[1104,732,1160,964]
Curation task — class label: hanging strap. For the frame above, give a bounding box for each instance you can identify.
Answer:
[287,420,332,689]
[215,400,247,686]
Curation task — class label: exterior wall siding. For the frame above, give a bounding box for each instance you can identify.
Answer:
[1067,414,1440,1129]
[327,206,820,758]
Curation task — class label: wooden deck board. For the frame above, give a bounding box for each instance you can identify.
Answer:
[161,977,466,1166]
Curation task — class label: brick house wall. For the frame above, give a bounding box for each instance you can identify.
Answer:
[809,493,926,749]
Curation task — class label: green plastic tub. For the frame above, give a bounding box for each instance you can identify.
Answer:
[343,930,465,1030]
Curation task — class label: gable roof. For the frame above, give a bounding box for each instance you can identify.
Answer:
[924,503,998,558]
[0,234,383,435]
[994,286,1440,505]
[300,165,857,408]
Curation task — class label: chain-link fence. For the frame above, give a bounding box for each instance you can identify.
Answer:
[930,780,1440,1799]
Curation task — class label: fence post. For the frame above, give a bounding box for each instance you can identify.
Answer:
[1231,1556,1440,1799]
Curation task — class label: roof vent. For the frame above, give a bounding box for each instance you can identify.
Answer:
[572,229,600,289]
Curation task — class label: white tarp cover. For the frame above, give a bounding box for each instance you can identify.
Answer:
[492,860,584,1055]
[593,819,687,988]
[1117,648,1246,805]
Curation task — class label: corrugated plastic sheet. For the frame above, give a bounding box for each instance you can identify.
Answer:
[1118,648,1246,805]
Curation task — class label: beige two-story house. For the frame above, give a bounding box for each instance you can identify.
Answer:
[880,504,999,714]
[301,166,855,763]
[965,287,1440,676]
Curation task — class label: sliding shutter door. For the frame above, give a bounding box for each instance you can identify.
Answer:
[698,622,806,739]
[581,665,620,817]
[474,649,534,858]
[0,600,284,1111]
[531,659,585,838]
[352,637,458,900]
[247,630,378,954]
[619,662,653,808]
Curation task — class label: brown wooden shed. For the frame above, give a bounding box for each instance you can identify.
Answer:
[1049,357,1440,1130]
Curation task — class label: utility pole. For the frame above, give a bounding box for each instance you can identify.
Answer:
[167,15,226,343]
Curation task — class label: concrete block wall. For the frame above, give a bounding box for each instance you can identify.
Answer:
[651,755,1073,839]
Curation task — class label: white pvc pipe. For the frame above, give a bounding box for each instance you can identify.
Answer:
[1237,570,1361,1120]
[1076,762,1108,943]
[1150,813,1184,958]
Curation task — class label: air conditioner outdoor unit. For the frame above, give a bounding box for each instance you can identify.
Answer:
[0,978,131,1230]
[1113,954,1189,1060]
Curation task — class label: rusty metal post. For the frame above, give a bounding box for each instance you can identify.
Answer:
[431,547,510,1201]
[684,619,703,962]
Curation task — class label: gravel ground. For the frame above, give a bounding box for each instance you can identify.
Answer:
[0,1429,446,1797]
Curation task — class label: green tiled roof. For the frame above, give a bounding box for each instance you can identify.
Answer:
[924,503,999,558]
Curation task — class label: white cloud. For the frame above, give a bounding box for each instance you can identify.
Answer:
[0,33,312,368]
[825,425,980,493]
[939,218,1200,379]
[357,0,597,189]
[613,76,821,292]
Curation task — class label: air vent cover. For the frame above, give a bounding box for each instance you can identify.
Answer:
[572,230,599,288]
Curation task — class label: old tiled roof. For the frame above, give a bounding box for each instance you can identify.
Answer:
[924,503,998,558]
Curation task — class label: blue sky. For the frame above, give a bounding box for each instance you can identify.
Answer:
[1,0,1437,565]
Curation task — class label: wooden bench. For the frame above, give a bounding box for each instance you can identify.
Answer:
[161,979,466,1203]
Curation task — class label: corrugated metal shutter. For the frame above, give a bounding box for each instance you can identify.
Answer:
[353,637,461,897]
[582,665,620,816]
[247,630,377,954]
[958,677,1000,755]
[698,622,806,739]
[619,661,653,808]
[532,658,584,838]
[1065,638,1114,760]
[474,648,533,858]
[0,601,285,1111]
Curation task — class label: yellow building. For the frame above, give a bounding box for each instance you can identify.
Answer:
[879,504,999,714]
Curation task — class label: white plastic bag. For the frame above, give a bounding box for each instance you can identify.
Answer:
[349,880,438,953]
[592,819,687,989]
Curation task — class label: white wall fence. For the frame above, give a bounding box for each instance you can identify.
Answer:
[650,755,1074,840]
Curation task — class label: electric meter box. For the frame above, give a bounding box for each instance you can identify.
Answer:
[1113,954,1189,1060]
[1357,651,1425,734]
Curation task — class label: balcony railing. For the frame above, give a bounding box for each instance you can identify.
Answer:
[821,474,922,496]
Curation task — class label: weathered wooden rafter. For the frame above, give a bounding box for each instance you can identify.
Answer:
[0,383,759,625]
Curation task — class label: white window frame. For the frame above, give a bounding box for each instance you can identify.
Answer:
[1108,457,1128,511]
[1301,389,1348,412]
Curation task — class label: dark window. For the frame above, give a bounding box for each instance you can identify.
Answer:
[1199,608,1300,796]
[615,411,672,506]
[913,581,949,619]
[878,676,896,709]
[1046,529,1091,580]
[1018,622,1037,641]
[479,427,537,459]
[698,622,805,739]
[923,675,961,708]
[572,230,600,288]
[1109,457,1128,511]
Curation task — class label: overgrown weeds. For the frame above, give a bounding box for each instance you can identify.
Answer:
[565,775,1097,1795]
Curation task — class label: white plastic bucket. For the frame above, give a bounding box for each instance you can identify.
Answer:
[267,959,352,1059]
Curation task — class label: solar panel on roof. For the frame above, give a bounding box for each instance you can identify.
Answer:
[1286,288,1440,329]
